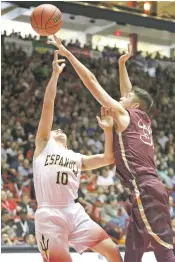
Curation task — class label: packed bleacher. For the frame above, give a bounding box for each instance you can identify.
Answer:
[1,31,175,247]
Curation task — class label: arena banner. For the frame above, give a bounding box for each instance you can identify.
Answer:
[4,37,33,56]
[33,40,55,54]
[67,47,90,58]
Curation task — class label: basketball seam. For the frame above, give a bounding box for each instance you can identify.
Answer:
[32,20,62,29]
[45,8,59,28]
[32,13,39,29]
[45,20,62,35]
[41,7,45,34]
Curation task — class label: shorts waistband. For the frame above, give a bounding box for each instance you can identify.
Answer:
[128,174,159,191]
[38,200,75,208]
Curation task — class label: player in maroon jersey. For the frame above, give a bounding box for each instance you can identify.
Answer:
[49,37,175,262]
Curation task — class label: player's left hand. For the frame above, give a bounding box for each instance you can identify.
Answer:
[48,35,69,57]
[96,107,114,131]
[52,50,66,75]
[119,42,132,64]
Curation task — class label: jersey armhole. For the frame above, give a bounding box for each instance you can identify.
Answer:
[33,137,54,161]
[80,154,83,171]
[114,110,131,135]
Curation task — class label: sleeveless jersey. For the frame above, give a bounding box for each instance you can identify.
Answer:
[33,137,82,207]
[113,108,158,187]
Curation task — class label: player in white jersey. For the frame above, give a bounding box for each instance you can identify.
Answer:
[33,51,122,262]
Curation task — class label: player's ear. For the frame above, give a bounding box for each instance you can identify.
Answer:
[131,103,140,109]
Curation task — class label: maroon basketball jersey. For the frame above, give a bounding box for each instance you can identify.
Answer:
[113,109,157,187]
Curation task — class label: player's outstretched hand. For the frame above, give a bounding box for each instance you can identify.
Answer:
[48,35,69,57]
[96,107,114,131]
[119,42,132,64]
[52,50,66,75]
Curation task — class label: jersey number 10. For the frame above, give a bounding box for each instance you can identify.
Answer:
[56,171,68,185]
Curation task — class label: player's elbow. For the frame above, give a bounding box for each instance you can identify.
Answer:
[103,155,115,165]
[83,73,97,86]
[89,72,96,81]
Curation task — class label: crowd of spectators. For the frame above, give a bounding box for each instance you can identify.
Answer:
[2,30,174,61]
[1,31,175,247]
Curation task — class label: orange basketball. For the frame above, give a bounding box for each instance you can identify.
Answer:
[30,4,63,36]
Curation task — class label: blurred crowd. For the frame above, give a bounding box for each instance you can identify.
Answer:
[1,32,175,247]
[2,30,174,61]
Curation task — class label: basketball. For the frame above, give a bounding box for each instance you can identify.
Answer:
[30,4,63,36]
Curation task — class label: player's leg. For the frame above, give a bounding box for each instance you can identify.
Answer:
[91,238,123,262]
[69,203,122,262]
[35,208,72,262]
[154,248,175,262]
[36,232,72,262]
[124,219,144,262]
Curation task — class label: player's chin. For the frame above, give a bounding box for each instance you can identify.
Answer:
[55,134,67,141]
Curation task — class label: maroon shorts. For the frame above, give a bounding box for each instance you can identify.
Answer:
[125,175,173,252]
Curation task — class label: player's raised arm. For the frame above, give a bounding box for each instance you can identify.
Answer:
[48,36,126,115]
[35,51,65,147]
[118,43,133,97]
[81,107,115,171]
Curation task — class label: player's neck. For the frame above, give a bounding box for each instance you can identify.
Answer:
[55,141,66,148]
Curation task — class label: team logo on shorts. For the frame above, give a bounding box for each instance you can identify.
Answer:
[40,234,50,260]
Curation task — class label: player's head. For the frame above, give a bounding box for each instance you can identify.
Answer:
[51,129,67,147]
[119,86,153,112]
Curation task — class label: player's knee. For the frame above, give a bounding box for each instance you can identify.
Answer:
[97,238,120,257]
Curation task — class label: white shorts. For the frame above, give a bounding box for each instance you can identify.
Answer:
[35,203,109,262]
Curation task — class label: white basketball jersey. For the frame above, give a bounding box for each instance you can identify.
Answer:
[33,137,82,207]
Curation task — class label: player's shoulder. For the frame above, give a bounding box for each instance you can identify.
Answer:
[67,149,81,157]
[128,108,149,118]
[33,136,55,160]
[127,108,151,125]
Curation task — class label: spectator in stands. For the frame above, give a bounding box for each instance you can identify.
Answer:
[6,190,17,213]
[100,196,120,226]
[1,190,16,214]
[6,141,18,165]
[77,180,93,215]
[117,207,128,232]
[20,193,35,216]
[96,186,108,203]
[108,185,117,197]
[1,142,7,166]
[1,233,14,246]
[157,131,169,150]
[97,167,114,186]
[100,196,122,241]
[5,176,30,199]
[17,159,32,178]
[23,134,35,160]
[10,151,25,172]
[24,234,36,246]
[168,168,175,185]
[169,196,175,219]
[13,207,35,238]
[1,209,16,239]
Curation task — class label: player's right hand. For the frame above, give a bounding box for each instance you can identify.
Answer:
[52,50,66,75]
[48,35,69,57]
[96,107,114,131]
[119,42,132,64]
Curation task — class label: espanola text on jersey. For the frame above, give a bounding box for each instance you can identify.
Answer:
[44,154,79,176]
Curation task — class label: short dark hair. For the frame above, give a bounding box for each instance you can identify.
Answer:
[132,86,153,111]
